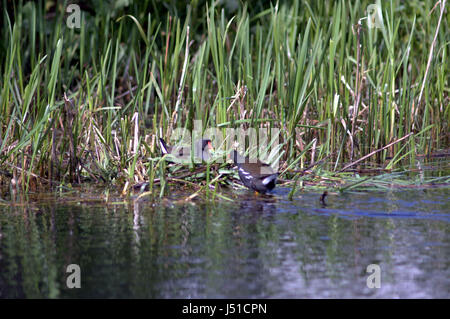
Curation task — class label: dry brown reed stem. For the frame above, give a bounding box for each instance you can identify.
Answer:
[337,132,414,173]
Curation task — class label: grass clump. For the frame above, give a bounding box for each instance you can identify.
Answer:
[0,0,448,198]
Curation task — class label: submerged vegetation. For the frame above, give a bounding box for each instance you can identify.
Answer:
[0,0,448,199]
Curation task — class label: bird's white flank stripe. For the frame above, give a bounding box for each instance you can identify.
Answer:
[160,140,168,154]
[239,168,251,175]
[262,175,277,185]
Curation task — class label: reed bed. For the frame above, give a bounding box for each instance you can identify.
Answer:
[0,0,448,199]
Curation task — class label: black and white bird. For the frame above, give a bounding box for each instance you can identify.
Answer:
[230,150,278,194]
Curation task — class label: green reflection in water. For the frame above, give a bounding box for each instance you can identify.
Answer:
[0,188,448,298]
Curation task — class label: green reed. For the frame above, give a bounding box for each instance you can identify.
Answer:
[0,0,447,193]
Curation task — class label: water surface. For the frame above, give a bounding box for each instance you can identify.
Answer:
[0,188,448,298]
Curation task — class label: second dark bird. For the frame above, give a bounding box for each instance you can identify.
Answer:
[159,138,214,162]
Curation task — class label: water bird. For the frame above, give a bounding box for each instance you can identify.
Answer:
[230,150,278,194]
[159,138,214,162]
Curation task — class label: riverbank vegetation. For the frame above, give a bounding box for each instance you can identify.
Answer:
[0,0,448,199]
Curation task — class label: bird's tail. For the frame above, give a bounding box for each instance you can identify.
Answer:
[262,173,279,186]
[159,138,170,155]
